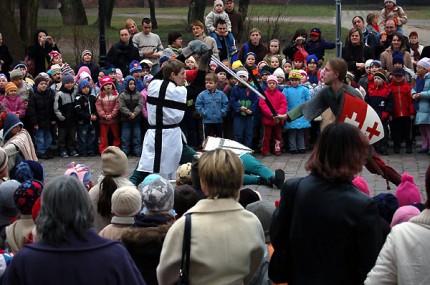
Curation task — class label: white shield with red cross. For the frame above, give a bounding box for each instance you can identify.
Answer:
[337,92,384,145]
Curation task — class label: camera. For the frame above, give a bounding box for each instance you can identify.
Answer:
[297,38,305,44]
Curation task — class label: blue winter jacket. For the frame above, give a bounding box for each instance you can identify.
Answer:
[413,72,430,125]
[283,85,311,129]
[229,84,259,117]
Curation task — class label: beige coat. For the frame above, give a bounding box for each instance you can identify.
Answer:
[5,215,35,252]
[157,198,265,285]
[380,47,413,73]
[89,176,135,232]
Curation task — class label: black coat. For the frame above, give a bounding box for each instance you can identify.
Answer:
[106,40,140,77]
[0,44,13,79]
[270,174,383,285]
[27,88,55,129]
[342,44,375,82]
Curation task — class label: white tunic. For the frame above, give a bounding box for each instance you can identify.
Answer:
[138,79,187,176]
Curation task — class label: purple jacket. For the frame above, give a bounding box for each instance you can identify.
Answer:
[4,229,146,285]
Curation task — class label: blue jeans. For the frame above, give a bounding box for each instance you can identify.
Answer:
[233,116,253,148]
[33,128,52,154]
[77,123,96,155]
[288,128,305,151]
[121,121,142,155]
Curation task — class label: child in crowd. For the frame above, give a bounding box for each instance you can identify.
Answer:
[412,58,430,154]
[215,66,229,92]
[366,71,393,155]
[175,163,193,186]
[283,70,311,154]
[9,69,33,104]
[118,76,143,157]
[388,68,413,154]
[13,63,34,85]
[259,75,287,156]
[263,39,285,65]
[3,83,25,119]
[75,80,98,157]
[75,50,100,83]
[0,74,7,99]
[195,73,229,139]
[54,73,78,158]
[293,51,306,70]
[306,54,320,86]
[380,0,408,34]
[96,76,120,154]
[409,31,424,71]
[185,56,197,70]
[27,75,55,160]
[99,186,142,241]
[269,55,281,72]
[273,68,287,89]
[230,70,258,147]
[205,0,237,54]
[244,52,258,75]
[174,184,198,218]
[392,53,414,83]
[5,179,43,251]
[127,60,145,92]
[306,28,335,66]
[49,64,63,93]
[49,50,74,76]
[63,161,93,190]
[282,58,293,82]
[209,61,217,74]
[366,12,380,34]
[395,173,422,207]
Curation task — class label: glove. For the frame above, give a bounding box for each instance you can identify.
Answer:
[182,40,210,58]
[198,50,213,71]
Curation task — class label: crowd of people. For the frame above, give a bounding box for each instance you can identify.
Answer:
[0,0,429,284]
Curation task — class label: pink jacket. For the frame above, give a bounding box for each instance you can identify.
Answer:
[140,89,148,120]
[96,91,119,124]
[3,96,26,119]
[259,88,287,126]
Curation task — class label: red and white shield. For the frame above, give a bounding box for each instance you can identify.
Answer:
[337,92,384,144]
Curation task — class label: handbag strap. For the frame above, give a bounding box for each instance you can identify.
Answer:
[179,214,192,281]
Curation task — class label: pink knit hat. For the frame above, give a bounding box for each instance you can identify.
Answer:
[352,176,370,196]
[395,173,422,206]
[267,75,278,84]
[390,205,420,228]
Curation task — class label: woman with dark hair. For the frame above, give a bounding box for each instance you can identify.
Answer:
[342,27,375,82]
[89,146,135,232]
[282,29,309,62]
[157,149,265,284]
[3,175,145,285]
[365,163,430,284]
[27,29,60,77]
[270,123,383,284]
[380,32,413,73]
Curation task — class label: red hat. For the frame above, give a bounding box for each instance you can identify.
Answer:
[49,50,61,61]
[310,28,321,36]
[293,51,305,62]
[100,76,115,91]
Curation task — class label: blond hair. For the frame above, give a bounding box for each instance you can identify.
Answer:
[198,149,244,199]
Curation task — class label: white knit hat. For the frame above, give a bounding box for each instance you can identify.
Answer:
[273,68,285,80]
[417,57,430,71]
[111,186,142,217]
[236,70,249,80]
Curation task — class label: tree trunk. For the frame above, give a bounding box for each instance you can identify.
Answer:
[187,0,206,29]
[148,0,157,29]
[105,0,115,28]
[19,0,40,46]
[0,0,26,61]
[238,0,251,20]
[58,0,88,25]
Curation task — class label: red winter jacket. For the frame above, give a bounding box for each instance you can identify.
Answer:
[388,79,414,118]
[259,88,287,126]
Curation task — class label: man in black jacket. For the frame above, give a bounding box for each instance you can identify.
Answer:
[106,28,140,77]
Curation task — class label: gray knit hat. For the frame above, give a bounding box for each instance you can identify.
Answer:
[142,178,174,212]
[0,180,20,217]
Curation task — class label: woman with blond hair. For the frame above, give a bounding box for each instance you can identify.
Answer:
[157,149,265,284]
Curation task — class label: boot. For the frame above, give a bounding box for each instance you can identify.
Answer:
[269,169,285,189]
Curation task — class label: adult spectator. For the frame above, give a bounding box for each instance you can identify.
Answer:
[365,164,430,284]
[3,175,145,285]
[157,149,265,284]
[132,18,164,75]
[380,32,413,73]
[342,27,375,81]
[224,0,244,44]
[166,31,183,56]
[211,18,237,62]
[27,29,60,77]
[238,28,268,64]
[191,20,219,59]
[0,34,12,80]
[106,28,140,77]
[351,15,378,52]
[270,123,382,284]
[125,18,139,40]
[376,19,410,58]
